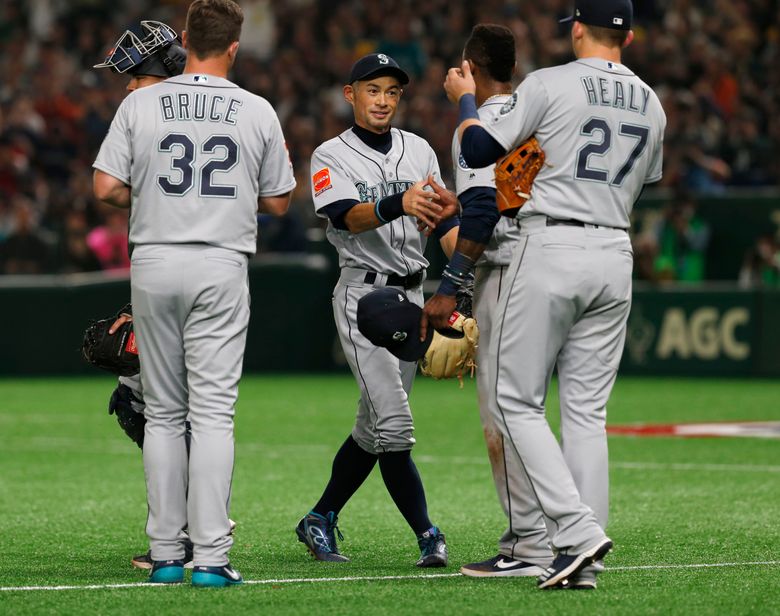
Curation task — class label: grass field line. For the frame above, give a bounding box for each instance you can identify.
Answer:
[2,561,779,593]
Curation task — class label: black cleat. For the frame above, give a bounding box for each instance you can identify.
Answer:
[416,527,448,568]
[460,554,545,578]
[296,511,349,562]
[537,538,613,589]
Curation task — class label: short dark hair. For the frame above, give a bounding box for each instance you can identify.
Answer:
[584,24,629,47]
[185,0,243,60]
[463,24,516,83]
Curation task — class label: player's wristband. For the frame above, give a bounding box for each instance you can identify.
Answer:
[375,192,404,224]
[437,251,475,297]
[458,93,479,124]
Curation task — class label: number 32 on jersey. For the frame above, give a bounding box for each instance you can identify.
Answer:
[157,133,239,198]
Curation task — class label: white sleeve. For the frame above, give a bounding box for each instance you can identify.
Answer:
[93,99,132,184]
[258,107,296,196]
[645,111,666,183]
[310,148,361,218]
[483,74,548,151]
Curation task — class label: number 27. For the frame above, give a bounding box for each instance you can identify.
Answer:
[575,118,648,186]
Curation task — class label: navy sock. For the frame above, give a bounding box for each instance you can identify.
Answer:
[377,450,432,535]
[312,435,377,516]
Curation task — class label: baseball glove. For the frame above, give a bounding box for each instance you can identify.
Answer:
[108,383,145,449]
[494,137,545,218]
[419,311,479,385]
[81,304,140,376]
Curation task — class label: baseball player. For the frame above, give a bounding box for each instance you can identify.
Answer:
[93,0,295,587]
[297,53,459,567]
[94,19,239,572]
[423,0,665,589]
[443,24,556,580]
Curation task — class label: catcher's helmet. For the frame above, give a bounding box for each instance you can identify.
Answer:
[94,20,186,77]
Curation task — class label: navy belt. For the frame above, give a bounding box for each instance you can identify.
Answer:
[546,216,626,231]
[364,270,424,289]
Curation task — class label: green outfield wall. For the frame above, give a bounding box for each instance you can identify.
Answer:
[1,261,779,377]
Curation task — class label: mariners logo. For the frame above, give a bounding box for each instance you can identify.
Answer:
[499,93,517,115]
[458,153,471,170]
[392,331,408,342]
[378,54,390,65]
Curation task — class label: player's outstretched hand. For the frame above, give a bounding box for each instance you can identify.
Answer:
[444,61,476,103]
[403,180,442,229]
[427,175,459,221]
[420,293,457,341]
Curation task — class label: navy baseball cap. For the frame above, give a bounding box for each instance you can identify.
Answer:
[560,0,633,30]
[357,288,432,362]
[348,53,410,86]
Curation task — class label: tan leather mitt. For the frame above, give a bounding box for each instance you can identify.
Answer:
[494,136,545,218]
[419,312,479,385]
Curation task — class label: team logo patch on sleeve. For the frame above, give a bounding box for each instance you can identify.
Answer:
[313,167,332,196]
[499,93,517,116]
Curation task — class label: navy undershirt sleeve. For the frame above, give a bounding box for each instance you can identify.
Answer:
[460,125,506,169]
[458,186,501,245]
[321,199,359,230]
[432,214,460,240]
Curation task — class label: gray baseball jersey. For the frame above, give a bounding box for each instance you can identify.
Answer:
[311,127,444,453]
[94,74,295,254]
[484,58,664,228]
[478,57,665,559]
[452,95,520,267]
[94,72,294,566]
[311,128,442,275]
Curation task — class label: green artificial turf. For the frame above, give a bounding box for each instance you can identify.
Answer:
[0,375,778,615]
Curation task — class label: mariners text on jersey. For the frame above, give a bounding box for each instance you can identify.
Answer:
[159,92,242,125]
[580,76,650,115]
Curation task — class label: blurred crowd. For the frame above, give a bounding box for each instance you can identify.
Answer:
[0,0,778,279]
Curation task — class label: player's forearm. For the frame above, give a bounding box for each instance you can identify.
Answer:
[438,227,459,259]
[93,171,131,209]
[258,191,292,217]
[343,202,385,233]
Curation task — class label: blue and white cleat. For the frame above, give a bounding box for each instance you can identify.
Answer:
[149,559,185,584]
[416,526,448,567]
[191,563,243,587]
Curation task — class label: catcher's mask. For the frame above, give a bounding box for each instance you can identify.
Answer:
[357,287,433,361]
[94,20,185,77]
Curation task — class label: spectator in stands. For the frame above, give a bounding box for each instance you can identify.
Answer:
[58,209,101,274]
[739,234,780,288]
[0,194,52,274]
[86,209,129,271]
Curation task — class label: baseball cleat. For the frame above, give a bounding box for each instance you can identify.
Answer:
[191,563,243,587]
[296,511,349,562]
[132,539,194,570]
[149,559,185,584]
[416,526,448,568]
[460,554,545,577]
[567,570,598,590]
[537,538,613,589]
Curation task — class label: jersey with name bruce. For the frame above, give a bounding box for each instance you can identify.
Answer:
[580,75,651,115]
[159,92,243,124]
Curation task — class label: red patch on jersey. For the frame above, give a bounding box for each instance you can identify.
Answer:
[125,332,139,355]
[313,167,332,196]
